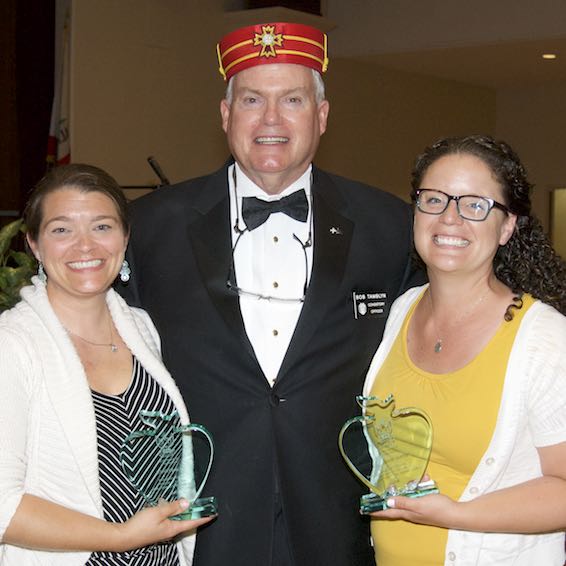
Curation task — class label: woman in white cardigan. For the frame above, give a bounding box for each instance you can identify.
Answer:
[0,164,212,565]
[363,136,566,565]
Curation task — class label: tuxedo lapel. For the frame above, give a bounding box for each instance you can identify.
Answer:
[186,167,259,364]
[277,169,353,381]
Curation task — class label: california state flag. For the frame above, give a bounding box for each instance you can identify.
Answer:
[47,10,71,167]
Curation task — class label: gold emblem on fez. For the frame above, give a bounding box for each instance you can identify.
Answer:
[253,25,283,58]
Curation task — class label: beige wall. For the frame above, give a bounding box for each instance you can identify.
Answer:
[317,58,495,200]
[70,1,496,204]
[496,82,566,232]
[328,0,566,56]
[551,188,566,258]
[71,0,227,186]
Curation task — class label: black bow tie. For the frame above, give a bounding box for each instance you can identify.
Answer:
[241,189,309,231]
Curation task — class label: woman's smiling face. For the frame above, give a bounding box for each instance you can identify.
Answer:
[27,187,128,303]
[414,153,517,277]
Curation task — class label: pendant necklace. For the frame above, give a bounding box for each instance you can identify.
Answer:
[428,289,488,354]
[65,314,118,353]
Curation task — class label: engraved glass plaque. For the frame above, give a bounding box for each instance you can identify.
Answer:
[339,395,438,514]
[120,411,217,520]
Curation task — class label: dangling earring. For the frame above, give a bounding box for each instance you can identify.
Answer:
[37,262,47,284]
[119,259,131,283]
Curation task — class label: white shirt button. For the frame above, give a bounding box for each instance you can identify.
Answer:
[486,457,495,465]
[447,551,456,561]
[469,486,479,494]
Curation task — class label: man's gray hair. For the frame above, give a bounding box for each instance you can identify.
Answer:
[224,68,326,106]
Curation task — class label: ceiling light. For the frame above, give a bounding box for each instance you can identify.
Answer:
[542,53,557,60]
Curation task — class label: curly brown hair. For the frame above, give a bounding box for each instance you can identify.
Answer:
[411,134,566,315]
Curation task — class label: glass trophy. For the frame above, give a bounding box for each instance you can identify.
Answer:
[120,410,217,520]
[339,394,438,514]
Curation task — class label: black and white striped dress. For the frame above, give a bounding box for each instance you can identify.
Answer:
[86,357,181,565]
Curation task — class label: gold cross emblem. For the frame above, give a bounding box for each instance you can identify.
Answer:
[253,25,283,58]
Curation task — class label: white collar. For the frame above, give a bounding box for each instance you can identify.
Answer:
[232,163,312,200]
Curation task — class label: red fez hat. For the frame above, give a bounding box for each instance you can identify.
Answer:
[217,22,328,81]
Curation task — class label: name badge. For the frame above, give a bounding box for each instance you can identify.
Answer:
[352,290,388,319]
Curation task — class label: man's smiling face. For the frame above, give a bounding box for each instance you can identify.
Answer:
[220,63,329,195]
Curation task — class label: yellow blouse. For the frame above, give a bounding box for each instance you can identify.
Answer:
[369,293,534,566]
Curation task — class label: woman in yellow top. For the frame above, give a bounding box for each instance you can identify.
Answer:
[363,135,566,565]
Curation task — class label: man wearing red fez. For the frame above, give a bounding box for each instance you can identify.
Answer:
[122,21,422,566]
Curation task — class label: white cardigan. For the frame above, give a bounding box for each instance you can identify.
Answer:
[0,278,196,565]
[363,285,566,566]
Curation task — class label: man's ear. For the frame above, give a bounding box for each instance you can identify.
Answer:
[318,100,330,136]
[220,99,231,134]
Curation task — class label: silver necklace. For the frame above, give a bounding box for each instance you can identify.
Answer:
[65,315,118,353]
[428,289,488,354]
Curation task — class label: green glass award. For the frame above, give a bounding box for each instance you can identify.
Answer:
[339,394,438,514]
[120,410,217,520]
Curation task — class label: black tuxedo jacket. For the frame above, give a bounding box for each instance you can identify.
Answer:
[121,163,423,566]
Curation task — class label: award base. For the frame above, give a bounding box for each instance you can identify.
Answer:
[359,479,439,514]
[171,496,218,520]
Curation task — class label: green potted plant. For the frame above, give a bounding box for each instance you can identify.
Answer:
[0,219,37,312]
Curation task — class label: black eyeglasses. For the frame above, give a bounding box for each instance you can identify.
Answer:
[415,189,509,222]
[227,231,310,303]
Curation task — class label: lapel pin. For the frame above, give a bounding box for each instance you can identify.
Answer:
[329,227,343,235]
